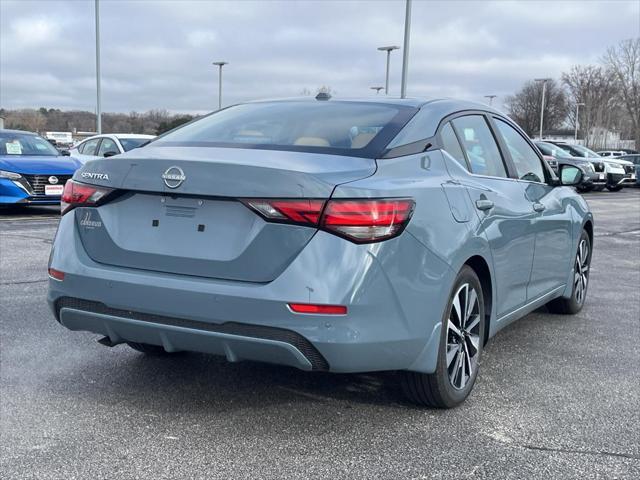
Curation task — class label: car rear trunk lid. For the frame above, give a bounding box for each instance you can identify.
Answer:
[74,146,376,282]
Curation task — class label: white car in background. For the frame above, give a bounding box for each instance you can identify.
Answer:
[43,131,74,148]
[597,150,626,157]
[550,142,635,191]
[602,156,636,190]
[69,134,154,163]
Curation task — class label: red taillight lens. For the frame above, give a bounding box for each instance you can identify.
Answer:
[241,199,325,225]
[61,179,114,215]
[241,197,414,243]
[322,198,415,243]
[288,303,347,315]
[48,268,65,281]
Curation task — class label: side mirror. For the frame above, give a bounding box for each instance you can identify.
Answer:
[558,164,583,186]
[103,151,118,158]
[60,150,71,156]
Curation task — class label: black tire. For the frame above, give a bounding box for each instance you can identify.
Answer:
[606,185,623,192]
[127,342,172,355]
[592,185,606,192]
[577,184,593,193]
[547,229,591,314]
[401,265,485,408]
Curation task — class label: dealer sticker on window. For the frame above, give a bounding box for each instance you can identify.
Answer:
[5,142,22,155]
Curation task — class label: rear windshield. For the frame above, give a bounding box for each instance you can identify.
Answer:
[0,132,60,156]
[155,101,415,158]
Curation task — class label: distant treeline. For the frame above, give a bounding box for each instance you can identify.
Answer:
[0,108,197,136]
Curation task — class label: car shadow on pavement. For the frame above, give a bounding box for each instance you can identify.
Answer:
[0,205,60,216]
[45,344,418,412]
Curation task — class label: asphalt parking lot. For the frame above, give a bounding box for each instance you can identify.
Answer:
[1,189,639,480]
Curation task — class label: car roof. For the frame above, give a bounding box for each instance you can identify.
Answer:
[246,96,503,115]
[77,133,154,142]
[113,134,155,139]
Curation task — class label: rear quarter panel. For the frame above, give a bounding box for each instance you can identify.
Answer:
[333,151,498,365]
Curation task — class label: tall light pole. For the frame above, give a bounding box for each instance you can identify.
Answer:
[212,61,228,110]
[95,0,102,133]
[484,95,497,106]
[400,0,412,99]
[377,46,399,95]
[574,102,585,141]
[370,86,384,95]
[534,78,551,140]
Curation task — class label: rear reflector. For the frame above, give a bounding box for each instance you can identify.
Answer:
[61,179,114,215]
[288,303,347,315]
[48,268,65,281]
[242,197,415,243]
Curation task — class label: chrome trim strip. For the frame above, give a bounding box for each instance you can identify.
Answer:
[497,285,565,323]
[12,180,30,194]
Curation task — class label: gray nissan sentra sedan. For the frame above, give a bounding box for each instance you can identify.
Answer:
[48,97,593,408]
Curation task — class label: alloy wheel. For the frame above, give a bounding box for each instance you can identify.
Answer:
[446,283,481,390]
[574,239,590,305]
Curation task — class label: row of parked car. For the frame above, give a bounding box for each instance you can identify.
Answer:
[0,130,153,206]
[535,141,639,192]
[0,125,638,208]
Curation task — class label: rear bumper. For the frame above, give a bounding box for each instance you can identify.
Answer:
[48,212,454,374]
[56,297,327,371]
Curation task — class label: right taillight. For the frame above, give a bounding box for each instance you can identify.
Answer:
[321,198,415,243]
[242,197,414,243]
[61,179,114,215]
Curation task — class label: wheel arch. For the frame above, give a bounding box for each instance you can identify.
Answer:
[583,219,593,247]
[463,255,493,346]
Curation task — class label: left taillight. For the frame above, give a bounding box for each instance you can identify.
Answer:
[61,179,114,215]
[241,197,415,244]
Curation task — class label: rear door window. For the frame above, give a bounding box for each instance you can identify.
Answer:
[451,115,507,178]
[495,119,546,183]
[80,138,100,155]
[97,138,119,156]
[440,122,467,169]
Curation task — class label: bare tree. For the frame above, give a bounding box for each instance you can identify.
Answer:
[504,79,569,137]
[2,108,195,136]
[562,65,618,148]
[4,109,47,132]
[602,38,640,149]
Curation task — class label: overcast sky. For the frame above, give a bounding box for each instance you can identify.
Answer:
[1,0,638,114]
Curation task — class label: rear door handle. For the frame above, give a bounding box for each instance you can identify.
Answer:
[533,202,546,212]
[475,199,494,211]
